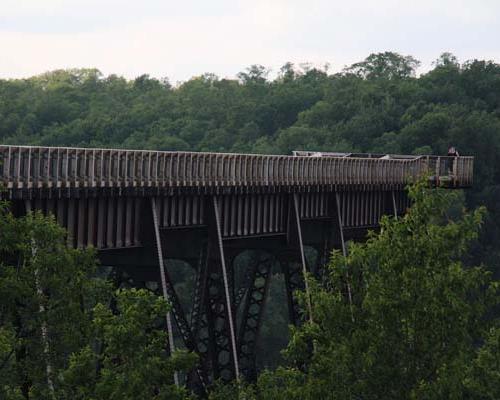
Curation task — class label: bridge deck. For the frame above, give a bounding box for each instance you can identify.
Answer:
[0,145,473,196]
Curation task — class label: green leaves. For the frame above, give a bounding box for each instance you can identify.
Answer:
[0,208,194,399]
[0,209,100,398]
[270,181,498,399]
[59,289,195,400]
[465,327,500,399]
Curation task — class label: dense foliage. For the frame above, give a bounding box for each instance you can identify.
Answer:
[0,205,193,399]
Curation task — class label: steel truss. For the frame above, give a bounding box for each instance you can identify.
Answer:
[132,191,410,391]
[237,253,273,381]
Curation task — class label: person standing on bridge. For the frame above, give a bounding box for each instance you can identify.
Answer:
[447,146,459,157]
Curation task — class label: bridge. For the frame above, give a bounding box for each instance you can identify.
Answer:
[0,145,473,389]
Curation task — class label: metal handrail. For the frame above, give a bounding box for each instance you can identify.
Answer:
[0,145,474,190]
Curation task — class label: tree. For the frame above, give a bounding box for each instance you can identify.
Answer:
[345,52,421,80]
[464,327,500,399]
[279,181,498,399]
[0,205,194,399]
[237,65,269,85]
[433,52,460,68]
[58,288,195,400]
[0,206,104,398]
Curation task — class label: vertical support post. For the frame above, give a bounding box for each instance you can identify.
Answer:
[452,156,457,182]
[334,193,347,258]
[56,199,65,227]
[134,198,142,246]
[436,156,441,185]
[67,198,75,247]
[391,190,398,219]
[116,198,124,247]
[335,193,355,322]
[150,197,179,386]
[124,198,133,247]
[212,196,240,381]
[292,193,313,322]
[77,199,86,248]
[87,198,96,247]
[106,198,115,248]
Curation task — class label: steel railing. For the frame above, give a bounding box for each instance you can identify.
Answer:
[0,145,473,190]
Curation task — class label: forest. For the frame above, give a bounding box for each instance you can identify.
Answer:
[1,52,500,398]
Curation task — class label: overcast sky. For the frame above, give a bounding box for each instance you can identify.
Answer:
[1,0,499,82]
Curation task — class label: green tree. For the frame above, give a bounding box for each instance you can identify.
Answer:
[58,288,195,400]
[345,52,421,80]
[464,327,500,399]
[280,181,498,399]
[0,205,193,399]
[0,207,104,399]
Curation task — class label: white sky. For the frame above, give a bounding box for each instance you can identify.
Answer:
[1,0,499,82]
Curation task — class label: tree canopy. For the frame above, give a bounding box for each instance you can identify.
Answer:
[0,205,194,399]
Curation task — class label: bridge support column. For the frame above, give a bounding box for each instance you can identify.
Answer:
[292,194,313,322]
[335,193,355,321]
[150,197,179,386]
[391,190,398,219]
[335,193,348,258]
[205,196,240,382]
[282,194,314,326]
[150,198,209,392]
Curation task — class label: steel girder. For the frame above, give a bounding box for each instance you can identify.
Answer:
[237,254,273,381]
